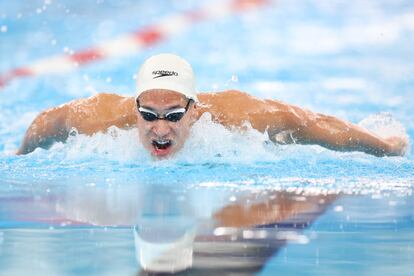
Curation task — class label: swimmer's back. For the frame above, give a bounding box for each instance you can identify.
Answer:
[197,90,307,134]
[64,90,282,135]
[18,90,408,156]
[18,91,261,154]
[65,90,269,134]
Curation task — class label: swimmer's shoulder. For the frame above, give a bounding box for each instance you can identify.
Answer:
[69,93,133,106]
[197,90,270,112]
[197,90,252,103]
[195,90,300,131]
[64,93,136,133]
[196,90,270,126]
[66,93,135,114]
[197,90,299,112]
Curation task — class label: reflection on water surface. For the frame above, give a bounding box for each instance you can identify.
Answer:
[1,181,412,275]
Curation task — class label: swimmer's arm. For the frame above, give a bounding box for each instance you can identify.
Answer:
[203,91,407,157]
[274,107,408,157]
[17,94,137,155]
[17,105,70,155]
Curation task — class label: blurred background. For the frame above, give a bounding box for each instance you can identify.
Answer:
[1,0,413,121]
[1,1,414,275]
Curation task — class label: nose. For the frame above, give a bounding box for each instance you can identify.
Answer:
[151,120,172,137]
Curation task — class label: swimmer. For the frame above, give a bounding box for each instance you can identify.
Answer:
[17,53,409,157]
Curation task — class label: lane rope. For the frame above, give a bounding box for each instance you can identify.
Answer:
[0,0,268,89]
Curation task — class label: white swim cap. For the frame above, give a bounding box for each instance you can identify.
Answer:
[136,53,198,102]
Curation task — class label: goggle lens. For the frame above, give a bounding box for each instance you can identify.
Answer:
[136,99,192,123]
[140,111,158,122]
[164,111,185,122]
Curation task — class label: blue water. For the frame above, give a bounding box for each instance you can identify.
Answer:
[1,0,414,275]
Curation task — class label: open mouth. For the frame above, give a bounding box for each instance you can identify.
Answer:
[151,139,173,156]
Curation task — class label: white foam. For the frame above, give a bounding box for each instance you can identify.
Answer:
[44,113,281,164]
[39,112,409,164]
[48,126,147,163]
[175,113,280,163]
[358,112,409,140]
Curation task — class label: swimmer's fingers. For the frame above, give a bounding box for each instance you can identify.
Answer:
[385,136,409,156]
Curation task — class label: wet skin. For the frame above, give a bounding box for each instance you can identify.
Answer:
[17,89,408,157]
[136,90,198,158]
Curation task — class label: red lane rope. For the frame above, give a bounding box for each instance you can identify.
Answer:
[0,0,269,89]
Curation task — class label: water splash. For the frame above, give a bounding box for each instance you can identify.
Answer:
[358,112,409,140]
[30,113,282,164]
[175,113,281,164]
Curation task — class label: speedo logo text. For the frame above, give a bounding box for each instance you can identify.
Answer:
[152,70,179,79]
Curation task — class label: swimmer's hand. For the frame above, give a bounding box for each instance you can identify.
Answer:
[385,136,409,156]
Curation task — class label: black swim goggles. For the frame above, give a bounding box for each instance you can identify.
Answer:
[136,98,193,122]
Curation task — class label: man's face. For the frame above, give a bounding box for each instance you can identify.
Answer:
[136,89,197,158]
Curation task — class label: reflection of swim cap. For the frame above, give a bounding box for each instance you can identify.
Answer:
[133,219,196,273]
[136,53,198,102]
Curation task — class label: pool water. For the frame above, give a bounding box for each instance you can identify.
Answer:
[1,0,414,275]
